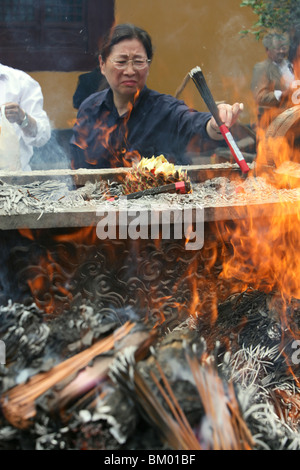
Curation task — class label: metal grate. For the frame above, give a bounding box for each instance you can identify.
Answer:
[44,0,84,23]
[0,0,114,71]
[0,0,84,23]
[0,0,36,22]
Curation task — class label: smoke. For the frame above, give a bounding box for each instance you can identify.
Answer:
[210,13,263,123]
[30,129,72,171]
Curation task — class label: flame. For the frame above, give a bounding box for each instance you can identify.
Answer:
[26,247,73,315]
[214,124,300,314]
[19,228,35,241]
[169,120,300,331]
[19,228,100,315]
[67,118,77,127]
[53,226,98,245]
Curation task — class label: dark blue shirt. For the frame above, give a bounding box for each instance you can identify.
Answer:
[70,86,217,169]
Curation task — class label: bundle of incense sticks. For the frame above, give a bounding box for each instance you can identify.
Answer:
[108,181,191,201]
[1,322,135,429]
[189,66,250,175]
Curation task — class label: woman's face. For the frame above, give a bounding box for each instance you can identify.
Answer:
[99,38,150,99]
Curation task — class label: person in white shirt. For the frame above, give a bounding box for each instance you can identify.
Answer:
[251,33,295,128]
[0,63,51,171]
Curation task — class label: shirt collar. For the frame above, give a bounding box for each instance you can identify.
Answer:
[102,88,114,110]
[102,86,149,112]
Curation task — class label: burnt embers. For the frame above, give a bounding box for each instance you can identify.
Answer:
[0,289,300,450]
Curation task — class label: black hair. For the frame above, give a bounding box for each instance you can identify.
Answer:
[100,23,153,62]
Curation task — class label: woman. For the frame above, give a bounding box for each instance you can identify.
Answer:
[70,23,243,169]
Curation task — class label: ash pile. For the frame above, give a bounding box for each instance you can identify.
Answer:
[0,289,300,450]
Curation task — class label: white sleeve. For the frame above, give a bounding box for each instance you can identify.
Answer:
[19,75,51,148]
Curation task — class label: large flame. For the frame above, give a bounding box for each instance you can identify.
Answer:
[217,125,300,306]
[172,123,300,327]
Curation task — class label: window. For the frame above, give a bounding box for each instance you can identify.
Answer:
[0,0,115,71]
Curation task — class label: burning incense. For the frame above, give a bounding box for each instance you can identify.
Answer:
[109,352,202,450]
[108,181,191,201]
[1,322,135,429]
[189,66,250,175]
[185,350,254,450]
[174,73,191,98]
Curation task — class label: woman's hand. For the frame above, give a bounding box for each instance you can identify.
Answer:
[217,102,244,127]
[207,102,244,140]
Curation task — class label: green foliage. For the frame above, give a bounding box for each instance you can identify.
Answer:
[240,0,300,39]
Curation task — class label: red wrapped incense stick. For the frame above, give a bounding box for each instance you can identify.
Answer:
[107,181,191,201]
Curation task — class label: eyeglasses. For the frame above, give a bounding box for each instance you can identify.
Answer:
[109,57,151,70]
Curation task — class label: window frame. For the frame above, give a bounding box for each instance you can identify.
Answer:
[0,0,115,71]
